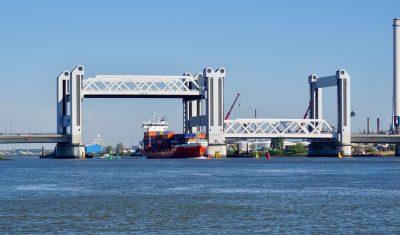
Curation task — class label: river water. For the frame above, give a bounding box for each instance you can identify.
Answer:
[1,156,400,234]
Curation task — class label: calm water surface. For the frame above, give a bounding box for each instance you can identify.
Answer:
[1,156,400,234]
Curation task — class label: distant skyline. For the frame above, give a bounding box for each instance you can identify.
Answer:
[0,0,399,149]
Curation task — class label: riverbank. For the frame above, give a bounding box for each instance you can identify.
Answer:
[353,151,395,157]
[0,157,12,160]
[231,150,397,158]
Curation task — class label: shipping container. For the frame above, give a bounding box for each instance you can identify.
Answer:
[85,144,104,154]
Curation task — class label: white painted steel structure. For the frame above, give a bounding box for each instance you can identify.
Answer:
[307,69,351,156]
[56,66,227,157]
[83,73,206,135]
[204,68,226,145]
[56,70,70,135]
[224,119,335,139]
[56,65,85,158]
[82,74,203,99]
[55,65,351,157]
[70,66,84,145]
[309,70,351,143]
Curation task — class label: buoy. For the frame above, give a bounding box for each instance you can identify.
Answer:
[207,154,211,159]
[215,151,221,158]
[338,151,343,158]
[255,153,259,158]
[266,152,271,159]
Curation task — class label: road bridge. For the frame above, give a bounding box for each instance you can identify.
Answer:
[351,134,400,144]
[0,134,69,144]
[57,65,350,158]
[222,68,351,157]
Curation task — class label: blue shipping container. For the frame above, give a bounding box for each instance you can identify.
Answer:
[85,144,104,154]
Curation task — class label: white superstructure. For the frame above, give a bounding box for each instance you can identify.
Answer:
[142,113,169,132]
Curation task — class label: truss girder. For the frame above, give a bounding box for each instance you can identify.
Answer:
[224,119,335,139]
[82,75,203,97]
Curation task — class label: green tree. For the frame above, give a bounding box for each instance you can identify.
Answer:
[286,144,307,154]
[271,138,284,150]
[105,146,113,154]
[352,145,364,155]
[365,146,377,154]
[250,143,257,151]
[116,143,125,155]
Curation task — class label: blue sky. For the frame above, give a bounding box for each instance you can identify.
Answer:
[0,0,399,149]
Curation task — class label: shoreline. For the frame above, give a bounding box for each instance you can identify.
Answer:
[0,157,12,160]
[229,151,397,158]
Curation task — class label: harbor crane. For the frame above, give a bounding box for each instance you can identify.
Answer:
[303,102,311,119]
[225,93,240,120]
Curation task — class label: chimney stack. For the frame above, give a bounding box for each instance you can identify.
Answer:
[393,19,400,132]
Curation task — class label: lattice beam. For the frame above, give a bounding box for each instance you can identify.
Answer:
[82,74,203,98]
[224,119,335,139]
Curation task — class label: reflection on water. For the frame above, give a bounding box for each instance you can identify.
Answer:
[1,156,400,233]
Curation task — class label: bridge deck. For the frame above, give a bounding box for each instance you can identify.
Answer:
[1,133,399,144]
[0,134,69,144]
[351,134,400,143]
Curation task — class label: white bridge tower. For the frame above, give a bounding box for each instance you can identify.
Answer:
[55,65,85,158]
[308,70,351,157]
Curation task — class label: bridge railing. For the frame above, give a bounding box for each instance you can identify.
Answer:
[224,119,335,139]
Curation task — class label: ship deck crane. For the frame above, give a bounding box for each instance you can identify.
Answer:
[225,93,240,120]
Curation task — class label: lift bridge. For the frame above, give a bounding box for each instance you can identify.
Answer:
[1,64,399,157]
[2,19,400,157]
[47,64,354,158]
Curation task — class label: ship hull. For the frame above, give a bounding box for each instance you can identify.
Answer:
[145,145,206,159]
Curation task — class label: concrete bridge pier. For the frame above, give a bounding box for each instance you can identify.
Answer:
[395,145,400,156]
[207,144,227,158]
[394,143,400,156]
[308,142,352,157]
[55,143,85,158]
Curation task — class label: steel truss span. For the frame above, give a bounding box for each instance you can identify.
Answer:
[82,74,203,98]
[224,119,335,139]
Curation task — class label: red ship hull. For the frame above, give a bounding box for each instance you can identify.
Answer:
[145,144,206,159]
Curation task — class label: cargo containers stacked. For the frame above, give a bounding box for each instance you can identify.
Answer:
[143,131,207,159]
[143,131,173,152]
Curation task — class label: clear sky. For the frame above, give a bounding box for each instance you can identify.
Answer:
[0,0,399,149]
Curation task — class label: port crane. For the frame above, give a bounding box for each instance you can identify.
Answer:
[225,93,240,120]
[303,102,311,119]
[302,101,356,119]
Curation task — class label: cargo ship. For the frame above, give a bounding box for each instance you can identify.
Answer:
[142,114,207,159]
